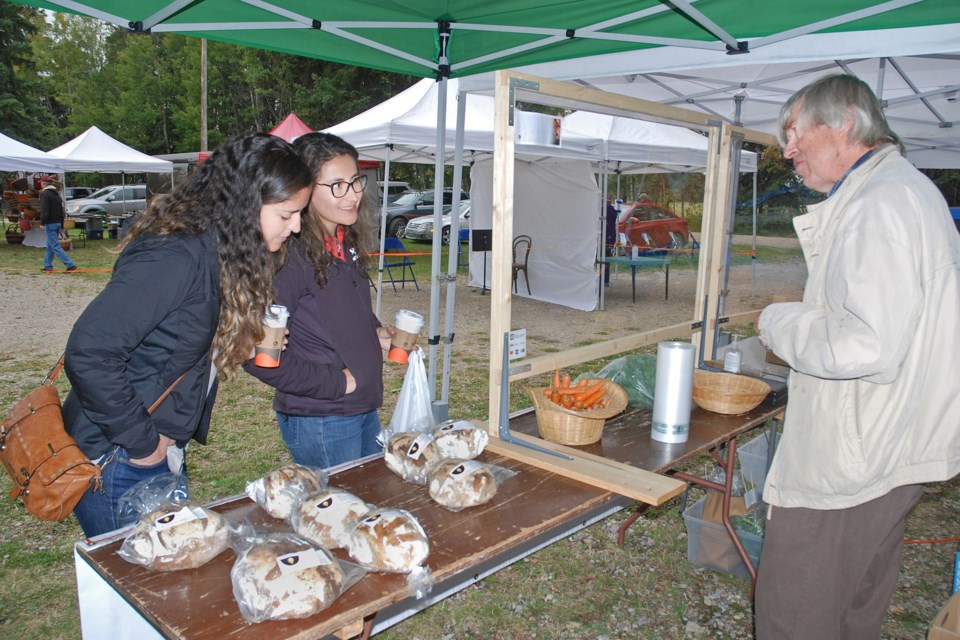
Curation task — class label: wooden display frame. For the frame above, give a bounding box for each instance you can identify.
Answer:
[486,70,777,504]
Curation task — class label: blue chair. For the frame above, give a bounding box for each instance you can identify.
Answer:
[383,237,419,292]
[458,228,470,270]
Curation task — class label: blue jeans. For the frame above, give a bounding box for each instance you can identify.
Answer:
[44,223,75,270]
[277,410,382,469]
[73,448,186,538]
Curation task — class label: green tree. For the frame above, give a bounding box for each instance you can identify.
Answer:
[0,4,57,147]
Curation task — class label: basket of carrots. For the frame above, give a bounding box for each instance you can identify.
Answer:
[525,369,628,446]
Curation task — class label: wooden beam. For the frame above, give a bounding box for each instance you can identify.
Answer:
[486,434,685,506]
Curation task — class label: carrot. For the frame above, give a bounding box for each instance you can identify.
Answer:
[553,367,561,389]
[581,383,607,409]
[561,374,571,388]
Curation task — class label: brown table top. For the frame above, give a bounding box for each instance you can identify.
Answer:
[509,401,783,473]
[77,401,783,639]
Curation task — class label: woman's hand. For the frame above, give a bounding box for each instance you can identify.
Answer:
[343,368,357,394]
[129,434,176,467]
[376,326,396,354]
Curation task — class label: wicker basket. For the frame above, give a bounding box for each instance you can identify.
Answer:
[692,369,771,415]
[526,379,628,445]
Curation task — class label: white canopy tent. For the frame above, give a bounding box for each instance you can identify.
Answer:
[0,132,63,174]
[48,126,173,173]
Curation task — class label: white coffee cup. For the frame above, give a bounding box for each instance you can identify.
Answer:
[389,309,424,364]
[254,304,289,368]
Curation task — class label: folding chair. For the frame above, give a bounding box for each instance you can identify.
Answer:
[668,231,686,262]
[383,237,419,292]
[689,233,701,262]
[457,228,470,270]
[639,232,668,258]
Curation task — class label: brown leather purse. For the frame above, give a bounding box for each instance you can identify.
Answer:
[0,356,183,521]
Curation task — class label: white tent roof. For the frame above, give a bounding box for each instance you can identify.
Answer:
[468,39,960,168]
[0,132,63,173]
[48,126,173,173]
[327,77,755,171]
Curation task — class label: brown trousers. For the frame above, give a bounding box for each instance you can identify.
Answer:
[754,484,924,640]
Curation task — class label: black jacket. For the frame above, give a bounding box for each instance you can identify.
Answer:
[244,238,383,416]
[39,187,65,225]
[63,230,221,460]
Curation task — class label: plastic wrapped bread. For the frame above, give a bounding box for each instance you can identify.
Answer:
[432,420,489,460]
[246,464,328,519]
[346,508,430,573]
[118,503,231,571]
[291,487,372,549]
[231,534,352,622]
[384,432,440,485]
[428,459,498,511]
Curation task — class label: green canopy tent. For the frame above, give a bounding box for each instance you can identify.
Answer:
[17,0,958,421]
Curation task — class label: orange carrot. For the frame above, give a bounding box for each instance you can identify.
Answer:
[553,367,561,388]
[561,374,571,388]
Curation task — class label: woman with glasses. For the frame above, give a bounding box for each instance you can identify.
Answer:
[244,132,394,469]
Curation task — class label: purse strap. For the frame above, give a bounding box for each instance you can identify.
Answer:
[48,353,187,415]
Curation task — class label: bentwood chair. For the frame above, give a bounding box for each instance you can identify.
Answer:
[512,234,532,294]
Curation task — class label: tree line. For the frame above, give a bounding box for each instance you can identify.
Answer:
[2,4,956,208]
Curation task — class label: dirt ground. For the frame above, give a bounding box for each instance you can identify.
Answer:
[1,255,807,367]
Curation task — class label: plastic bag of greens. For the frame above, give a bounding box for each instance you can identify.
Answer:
[594,355,657,409]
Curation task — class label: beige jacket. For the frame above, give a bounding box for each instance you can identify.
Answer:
[758,145,960,510]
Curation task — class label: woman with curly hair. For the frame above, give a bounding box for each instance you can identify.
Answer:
[245,132,395,469]
[63,132,312,537]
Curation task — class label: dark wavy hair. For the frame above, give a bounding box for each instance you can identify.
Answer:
[120,132,312,377]
[292,132,375,287]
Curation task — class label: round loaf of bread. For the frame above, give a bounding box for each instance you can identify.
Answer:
[384,432,440,484]
[292,488,371,549]
[428,459,498,510]
[118,504,230,571]
[247,464,326,520]
[231,537,344,622]
[346,508,429,572]
[433,420,489,460]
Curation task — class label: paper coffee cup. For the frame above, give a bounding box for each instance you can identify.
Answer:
[388,309,424,364]
[254,304,289,368]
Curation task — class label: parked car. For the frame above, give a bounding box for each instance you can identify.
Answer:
[617,197,689,249]
[66,184,148,219]
[383,189,469,238]
[63,186,96,200]
[378,180,410,204]
[404,202,470,245]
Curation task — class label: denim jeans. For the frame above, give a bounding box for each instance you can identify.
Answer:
[73,448,185,538]
[277,410,382,469]
[44,223,75,270]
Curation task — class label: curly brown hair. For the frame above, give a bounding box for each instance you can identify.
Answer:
[292,132,375,287]
[119,132,312,377]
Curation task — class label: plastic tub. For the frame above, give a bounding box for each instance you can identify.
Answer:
[683,495,763,581]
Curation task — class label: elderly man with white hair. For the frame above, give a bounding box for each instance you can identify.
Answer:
[754,74,960,639]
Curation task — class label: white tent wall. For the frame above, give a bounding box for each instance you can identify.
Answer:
[469,157,601,311]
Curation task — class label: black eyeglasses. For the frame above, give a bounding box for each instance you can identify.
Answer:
[316,174,368,198]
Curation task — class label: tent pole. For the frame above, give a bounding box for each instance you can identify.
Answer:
[376,146,392,319]
[752,170,758,297]
[598,162,608,311]
[440,87,469,410]
[427,73,450,420]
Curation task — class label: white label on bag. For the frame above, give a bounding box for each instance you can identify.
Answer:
[276,548,331,575]
[406,433,435,460]
[438,420,477,433]
[153,506,205,530]
[447,459,485,479]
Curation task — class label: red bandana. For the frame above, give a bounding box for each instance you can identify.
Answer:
[323,225,346,261]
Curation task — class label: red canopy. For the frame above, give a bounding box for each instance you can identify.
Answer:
[268,112,314,143]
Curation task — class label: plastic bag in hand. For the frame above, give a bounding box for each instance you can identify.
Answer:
[386,349,436,439]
